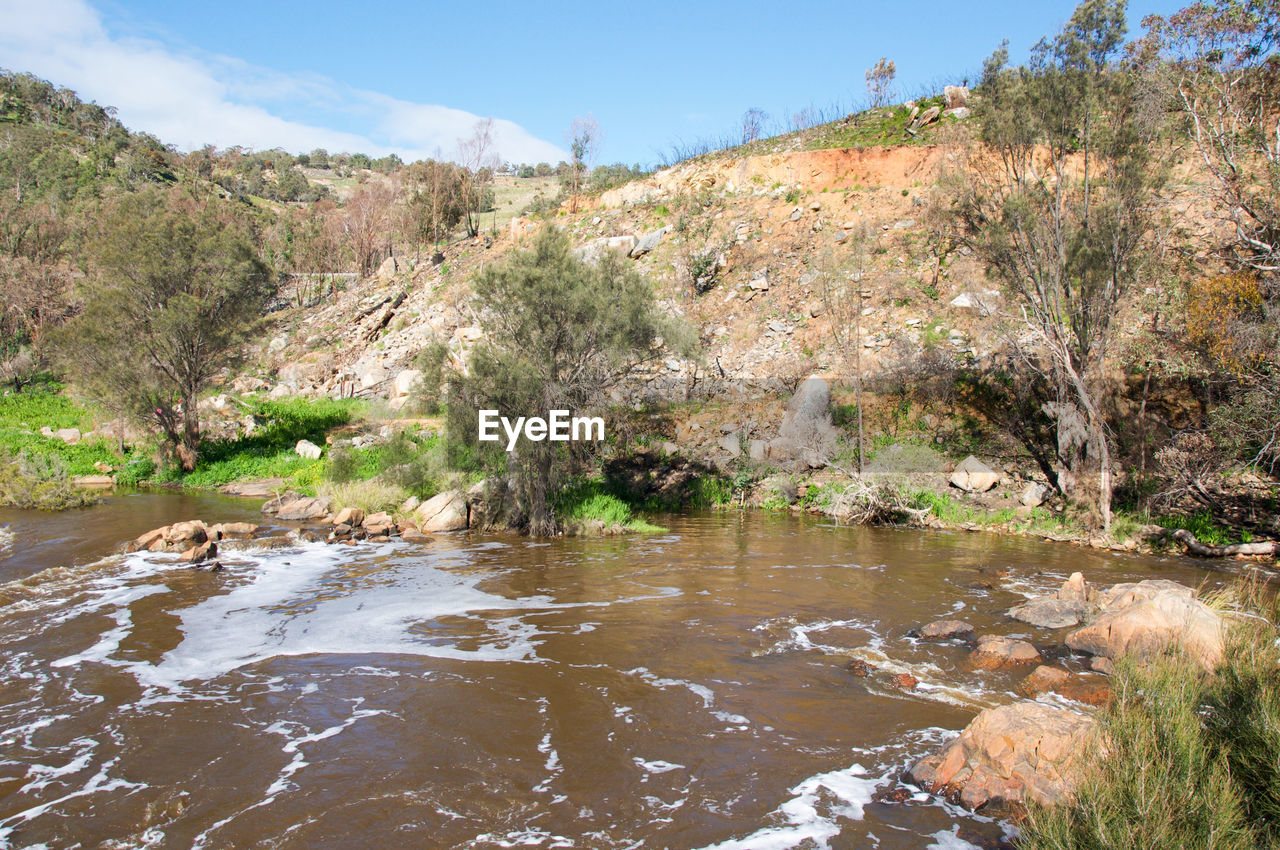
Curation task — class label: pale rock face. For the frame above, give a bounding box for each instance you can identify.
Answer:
[944,85,970,109]
[295,440,322,460]
[275,497,331,521]
[949,455,1000,492]
[629,226,668,258]
[414,490,469,532]
[776,376,837,467]
[1066,583,1225,670]
[906,701,1098,810]
[390,369,423,400]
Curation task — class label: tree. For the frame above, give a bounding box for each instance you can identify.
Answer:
[56,189,271,471]
[954,0,1161,531]
[1140,0,1279,273]
[566,115,600,213]
[458,118,499,237]
[818,225,873,473]
[866,57,898,107]
[401,159,466,253]
[446,226,693,535]
[741,107,768,145]
[343,180,395,275]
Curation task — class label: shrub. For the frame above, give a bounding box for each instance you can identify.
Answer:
[317,479,409,515]
[0,451,98,510]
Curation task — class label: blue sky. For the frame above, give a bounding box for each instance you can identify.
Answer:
[1,0,1187,168]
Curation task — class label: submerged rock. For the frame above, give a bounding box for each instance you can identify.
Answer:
[918,620,975,641]
[905,701,1098,810]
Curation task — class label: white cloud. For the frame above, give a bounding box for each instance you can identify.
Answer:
[0,0,567,165]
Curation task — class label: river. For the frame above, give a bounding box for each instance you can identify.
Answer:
[0,495,1221,848]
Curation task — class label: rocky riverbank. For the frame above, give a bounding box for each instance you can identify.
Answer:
[899,573,1231,813]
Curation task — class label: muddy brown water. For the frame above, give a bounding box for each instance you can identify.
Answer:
[0,497,1222,848]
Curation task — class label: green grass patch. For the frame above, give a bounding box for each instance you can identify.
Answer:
[169,396,361,491]
[689,474,732,509]
[0,383,147,477]
[1149,511,1241,546]
[556,479,665,533]
[907,488,1016,526]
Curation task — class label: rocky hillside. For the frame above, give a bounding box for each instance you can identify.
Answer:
[233,94,1223,491]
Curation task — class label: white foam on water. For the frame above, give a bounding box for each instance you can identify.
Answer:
[927,827,982,849]
[46,541,567,692]
[471,827,575,848]
[0,755,146,834]
[0,524,13,558]
[633,758,684,775]
[699,763,884,850]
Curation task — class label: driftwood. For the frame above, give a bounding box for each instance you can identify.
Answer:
[1172,529,1279,558]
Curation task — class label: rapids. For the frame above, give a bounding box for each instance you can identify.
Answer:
[0,496,1221,848]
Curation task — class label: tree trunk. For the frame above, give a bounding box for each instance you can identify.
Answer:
[180,403,200,473]
[527,450,555,537]
[1173,529,1279,558]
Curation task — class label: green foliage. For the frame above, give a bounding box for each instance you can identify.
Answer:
[0,450,98,510]
[907,488,1016,525]
[447,225,694,535]
[167,397,357,491]
[0,385,132,476]
[326,447,359,484]
[1022,587,1280,849]
[56,188,272,470]
[1150,511,1236,547]
[689,474,732,509]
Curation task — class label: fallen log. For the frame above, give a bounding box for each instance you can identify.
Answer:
[1173,529,1279,558]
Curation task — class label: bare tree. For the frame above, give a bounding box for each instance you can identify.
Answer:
[458,119,500,237]
[343,181,395,276]
[819,226,872,473]
[866,57,898,108]
[567,115,600,213]
[1140,0,1279,273]
[741,107,767,144]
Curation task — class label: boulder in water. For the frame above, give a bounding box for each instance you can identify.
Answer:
[905,701,1098,810]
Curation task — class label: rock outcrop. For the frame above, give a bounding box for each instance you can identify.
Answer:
[414,490,469,532]
[949,455,1000,492]
[905,701,1099,810]
[1066,581,1225,670]
[771,376,837,467]
[274,496,331,521]
[968,635,1042,670]
[1009,572,1098,629]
